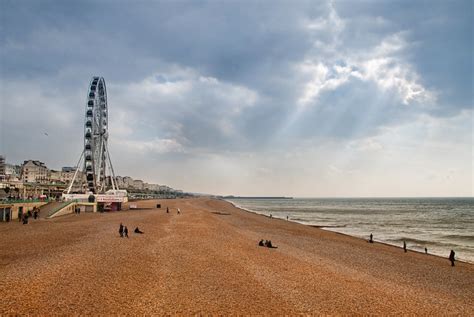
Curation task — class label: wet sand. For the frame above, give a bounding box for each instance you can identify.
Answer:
[1,197,473,315]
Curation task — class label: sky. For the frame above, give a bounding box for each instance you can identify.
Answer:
[0,0,472,197]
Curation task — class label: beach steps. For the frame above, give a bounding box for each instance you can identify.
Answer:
[38,201,69,218]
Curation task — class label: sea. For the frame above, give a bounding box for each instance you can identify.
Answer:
[225,197,474,263]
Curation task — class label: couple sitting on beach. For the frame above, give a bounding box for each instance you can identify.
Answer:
[259,239,277,248]
[119,223,144,237]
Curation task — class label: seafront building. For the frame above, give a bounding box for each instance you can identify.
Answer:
[0,157,84,200]
[4,164,22,181]
[1,155,180,194]
[133,179,144,190]
[49,170,62,183]
[21,160,49,184]
[0,154,186,221]
[123,176,134,188]
[49,168,85,186]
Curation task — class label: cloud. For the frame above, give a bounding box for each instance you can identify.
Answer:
[358,35,436,105]
[118,138,185,154]
[348,138,384,152]
[305,0,345,34]
[297,62,354,107]
[297,31,436,108]
[105,67,259,154]
[1,0,471,196]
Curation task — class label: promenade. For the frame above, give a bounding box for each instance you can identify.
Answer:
[1,197,472,315]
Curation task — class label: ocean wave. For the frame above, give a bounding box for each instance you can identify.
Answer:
[387,237,433,245]
[386,237,464,248]
[290,218,310,222]
[318,225,347,228]
[442,234,474,242]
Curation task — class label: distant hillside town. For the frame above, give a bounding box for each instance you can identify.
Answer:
[0,155,185,200]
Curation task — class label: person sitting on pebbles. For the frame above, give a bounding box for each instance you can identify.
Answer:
[265,240,277,248]
[134,227,144,234]
[258,239,277,248]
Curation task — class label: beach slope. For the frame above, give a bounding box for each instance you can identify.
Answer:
[0,197,472,315]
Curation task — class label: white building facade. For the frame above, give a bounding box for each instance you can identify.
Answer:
[21,160,49,184]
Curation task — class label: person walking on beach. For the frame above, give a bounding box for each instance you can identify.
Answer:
[177,208,181,214]
[403,241,407,252]
[124,226,129,238]
[369,233,373,243]
[119,223,124,238]
[449,250,455,266]
[166,207,169,213]
[425,247,428,254]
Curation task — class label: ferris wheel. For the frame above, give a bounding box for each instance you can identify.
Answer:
[83,77,111,193]
[65,76,118,195]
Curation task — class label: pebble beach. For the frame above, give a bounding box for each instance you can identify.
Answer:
[1,197,473,315]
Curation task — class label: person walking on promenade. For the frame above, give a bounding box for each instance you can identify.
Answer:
[119,223,124,238]
[449,250,455,267]
[124,226,129,238]
[403,241,407,253]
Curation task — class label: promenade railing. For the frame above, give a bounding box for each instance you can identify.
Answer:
[0,198,54,204]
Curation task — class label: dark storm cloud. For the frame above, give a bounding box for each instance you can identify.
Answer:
[1,0,318,83]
